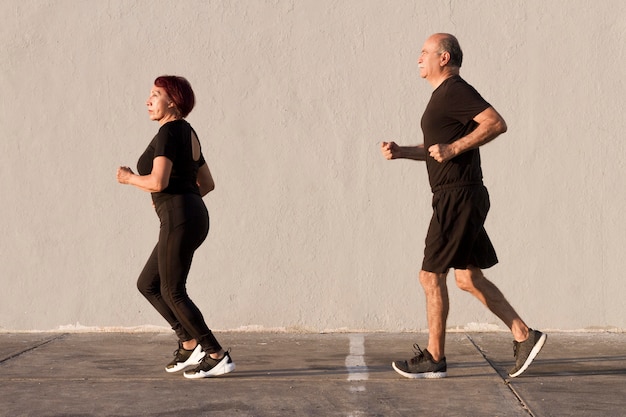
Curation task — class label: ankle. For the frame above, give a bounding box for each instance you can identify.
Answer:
[426,348,443,362]
[512,327,530,343]
[181,339,198,351]
[209,350,225,360]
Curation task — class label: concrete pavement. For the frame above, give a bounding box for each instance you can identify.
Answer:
[1,331,624,416]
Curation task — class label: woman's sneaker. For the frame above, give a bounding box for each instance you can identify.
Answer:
[165,342,205,373]
[184,350,236,379]
[392,344,447,379]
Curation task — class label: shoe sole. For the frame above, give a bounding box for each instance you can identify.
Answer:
[391,362,447,379]
[508,332,547,378]
[165,345,206,373]
[183,355,236,379]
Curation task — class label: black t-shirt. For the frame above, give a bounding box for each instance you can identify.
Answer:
[421,75,490,190]
[137,119,206,203]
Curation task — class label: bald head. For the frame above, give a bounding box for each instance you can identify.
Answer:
[431,33,463,68]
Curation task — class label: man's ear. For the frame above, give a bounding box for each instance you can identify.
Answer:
[440,51,450,66]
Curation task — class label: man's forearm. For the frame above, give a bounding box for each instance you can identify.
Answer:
[451,122,505,155]
[451,107,507,155]
[398,144,426,161]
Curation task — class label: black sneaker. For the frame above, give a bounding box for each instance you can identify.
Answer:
[183,350,236,379]
[165,342,205,373]
[392,344,447,379]
[508,329,547,378]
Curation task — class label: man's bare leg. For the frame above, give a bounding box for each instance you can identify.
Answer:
[419,269,449,362]
[454,266,529,342]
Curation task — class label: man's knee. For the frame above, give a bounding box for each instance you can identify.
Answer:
[419,269,447,289]
[455,267,483,292]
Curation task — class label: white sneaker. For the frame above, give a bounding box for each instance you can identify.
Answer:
[183,350,235,379]
[165,343,205,373]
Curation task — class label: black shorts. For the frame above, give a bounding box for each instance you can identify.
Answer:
[422,184,498,273]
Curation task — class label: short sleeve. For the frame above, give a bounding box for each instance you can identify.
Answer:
[152,124,177,161]
[446,80,490,125]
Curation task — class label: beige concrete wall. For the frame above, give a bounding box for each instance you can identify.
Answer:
[1,0,625,332]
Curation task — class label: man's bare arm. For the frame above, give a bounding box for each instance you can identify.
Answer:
[428,107,507,163]
[381,142,426,161]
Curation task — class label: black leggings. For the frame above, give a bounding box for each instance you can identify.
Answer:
[137,193,222,353]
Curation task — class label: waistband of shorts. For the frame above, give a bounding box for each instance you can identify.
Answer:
[431,181,484,193]
[153,192,203,212]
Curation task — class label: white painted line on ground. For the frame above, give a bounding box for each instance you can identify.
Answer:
[345,334,369,383]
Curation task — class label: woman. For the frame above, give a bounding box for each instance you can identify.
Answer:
[116,75,234,379]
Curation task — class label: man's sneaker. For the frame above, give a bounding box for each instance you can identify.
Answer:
[183,350,235,379]
[165,342,205,373]
[392,344,447,379]
[508,329,547,378]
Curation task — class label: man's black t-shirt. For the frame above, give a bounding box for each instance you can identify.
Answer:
[421,75,490,190]
[137,119,206,203]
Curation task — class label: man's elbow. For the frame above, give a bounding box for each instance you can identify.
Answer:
[495,118,507,135]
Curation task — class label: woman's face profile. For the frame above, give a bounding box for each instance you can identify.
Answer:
[146,85,174,122]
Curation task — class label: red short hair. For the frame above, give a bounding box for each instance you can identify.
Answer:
[154,75,195,118]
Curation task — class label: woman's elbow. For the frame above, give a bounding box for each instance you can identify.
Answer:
[204,182,215,195]
[198,180,215,196]
[153,179,169,192]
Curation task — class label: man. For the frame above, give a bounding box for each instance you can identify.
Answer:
[381,33,546,379]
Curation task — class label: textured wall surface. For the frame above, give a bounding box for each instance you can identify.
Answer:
[1,0,625,332]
